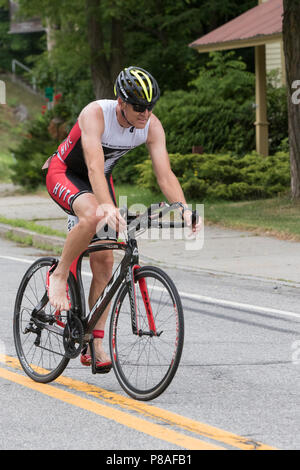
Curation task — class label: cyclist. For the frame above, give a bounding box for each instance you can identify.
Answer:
[45,66,201,371]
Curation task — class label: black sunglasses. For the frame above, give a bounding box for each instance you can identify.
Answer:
[132,103,154,113]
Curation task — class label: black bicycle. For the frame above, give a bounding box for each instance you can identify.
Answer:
[13,202,193,401]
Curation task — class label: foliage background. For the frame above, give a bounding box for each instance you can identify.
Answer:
[0,0,290,201]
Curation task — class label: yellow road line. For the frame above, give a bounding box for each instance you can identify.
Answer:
[57,375,275,450]
[1,355,276,450]
[0,367,224,450]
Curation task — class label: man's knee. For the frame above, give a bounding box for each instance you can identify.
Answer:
[73,194,104,231]
[81,213,102,233]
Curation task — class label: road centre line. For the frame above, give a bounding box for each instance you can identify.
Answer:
[1,254,300,320]
[0,355,276,451]
[0,366,223,451]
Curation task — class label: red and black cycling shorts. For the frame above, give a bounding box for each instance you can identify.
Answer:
[46,154,117,216]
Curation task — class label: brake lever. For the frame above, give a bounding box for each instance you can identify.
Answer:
[191,210,200,226]
[119,205,128,219]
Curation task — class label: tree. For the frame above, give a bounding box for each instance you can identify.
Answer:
[85,0,124,99]
[17,0,127,99]
[17,0,258,98]
[283,0,300,199]
[123,0,257,92]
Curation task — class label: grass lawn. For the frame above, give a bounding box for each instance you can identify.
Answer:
[204,196,300,241]
[1,74,45,118]
[0,214,65,238]
[114,183,165,210]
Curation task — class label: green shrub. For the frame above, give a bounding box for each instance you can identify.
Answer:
[136,151,290,201]
[135,158,158,192]
[153,52,288,156]
[11,113,59,189]
[0,153,14,182]
[154,52,256,156]
[155,90,256,156]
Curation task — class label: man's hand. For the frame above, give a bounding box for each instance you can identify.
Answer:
[182,209,202,235]
[96,204,127,234]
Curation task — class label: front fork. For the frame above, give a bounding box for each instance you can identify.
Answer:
[126,264,159,337]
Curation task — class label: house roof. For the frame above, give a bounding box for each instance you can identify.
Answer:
[189,0,283,52]
[9,19,45,34]
[9,0,45,34]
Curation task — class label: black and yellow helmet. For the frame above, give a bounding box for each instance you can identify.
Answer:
[114,66,160,109]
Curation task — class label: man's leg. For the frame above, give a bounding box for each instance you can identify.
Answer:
[48,193,103,311]
[86,249,114,363]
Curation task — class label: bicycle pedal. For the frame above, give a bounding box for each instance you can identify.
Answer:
[94,364,112,374]
[91,359,112,374]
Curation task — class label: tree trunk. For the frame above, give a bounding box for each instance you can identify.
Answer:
[85,0,124,100]
[282,0,300,199]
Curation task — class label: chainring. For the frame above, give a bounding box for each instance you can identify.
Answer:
[63,314,84,359]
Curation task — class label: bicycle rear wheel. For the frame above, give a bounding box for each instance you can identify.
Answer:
[13,257,76,383]
[110,266,184,401]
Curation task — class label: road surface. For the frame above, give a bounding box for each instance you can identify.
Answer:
[0,237,299,451]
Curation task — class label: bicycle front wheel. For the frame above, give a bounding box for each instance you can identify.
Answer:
[110,266,184,401]
[13,257,76,383]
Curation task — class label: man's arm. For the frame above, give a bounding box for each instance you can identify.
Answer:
[146,115,188,205]
[146,115,201,232]
[78,102,114,207]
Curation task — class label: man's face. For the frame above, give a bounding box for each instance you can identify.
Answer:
[122,101,154,129]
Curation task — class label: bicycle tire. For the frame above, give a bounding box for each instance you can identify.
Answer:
[109,266,184,401]
[13,257,77,383]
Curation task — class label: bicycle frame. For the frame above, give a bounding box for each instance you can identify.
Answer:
[69,237,151,339]
[67,202,191,341]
